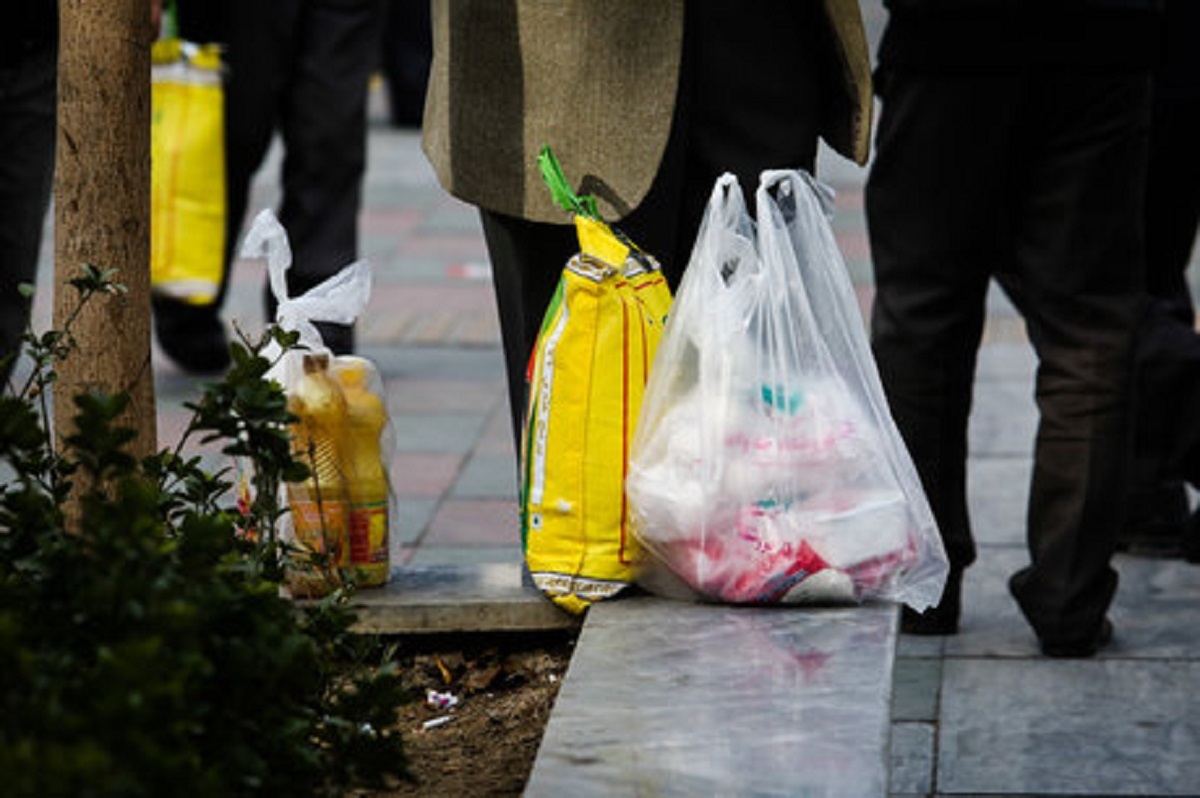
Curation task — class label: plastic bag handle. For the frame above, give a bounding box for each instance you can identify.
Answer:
[241,209,372,351]
[537,145,599,219]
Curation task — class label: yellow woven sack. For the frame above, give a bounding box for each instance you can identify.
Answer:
[150,39,226,305]
[521,200,672,614]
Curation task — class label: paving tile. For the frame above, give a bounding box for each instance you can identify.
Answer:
[358,207,423,236]
[975,338,1037,379]
[967,456,1030,548]
[475,402,519,457]
[392,546,415,567]
[388,412,487,454]
[363,254,453,284]
[938,657,1200,795]
[891,657,942,722]
[393,497,437,547]
[364,345,506,381]
[452,452,518,499]
[969,371,1038,458]
[889,722,934,797]
[896,633,946,659]
[423,498,520,547]
[837,227,872,278]
[420,205,486,234]
[384,377,506,414]
[399,234,489,261]
[369,282,496,315]
[389,452,462,498]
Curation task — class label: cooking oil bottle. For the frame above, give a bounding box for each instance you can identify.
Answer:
[286,352,349,597]
[333,356,391,587]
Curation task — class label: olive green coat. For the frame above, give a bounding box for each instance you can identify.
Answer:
[422,0,873,224]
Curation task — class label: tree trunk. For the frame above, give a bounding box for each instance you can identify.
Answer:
[53,0,157,469]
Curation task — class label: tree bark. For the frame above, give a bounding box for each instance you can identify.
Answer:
[53,0,157,465]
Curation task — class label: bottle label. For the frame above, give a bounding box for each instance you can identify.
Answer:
[349,501,389,564]
[291,498,347,565]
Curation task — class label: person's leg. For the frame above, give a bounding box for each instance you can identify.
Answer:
[223,0,295,278]
[477,211,577,449]
[1143,95,1200,322]
[1007,73,1151,655]
[154,0,293,372]
[174,0,227,46]
[379,0,431,128]
[269,0,384,354]
[661,0,824,275]
[866,70,1017,633]
[1136,303,1200,497]
[0,41,55,387]
[1123,85,1200,556]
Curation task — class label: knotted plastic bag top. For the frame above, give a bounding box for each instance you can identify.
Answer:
[239,209,371,390]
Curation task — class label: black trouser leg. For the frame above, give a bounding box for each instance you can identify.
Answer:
[0,43,55,386]
[1005,75,1150,642]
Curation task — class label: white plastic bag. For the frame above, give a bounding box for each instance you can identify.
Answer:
[626,171,948,611]
[238,210,396,593]
[241,209,373,389]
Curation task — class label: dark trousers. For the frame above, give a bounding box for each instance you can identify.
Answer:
[1133,89,1200,491]
[482,1,828,444]
[176,0,383,347]
[0,41,55,385]
[866,71,1151,641]
[216,0,382,348]
[379,0,431,128]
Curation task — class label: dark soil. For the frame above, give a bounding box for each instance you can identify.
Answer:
[359,630,576,797]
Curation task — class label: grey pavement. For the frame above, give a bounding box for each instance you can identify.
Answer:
[19,3,1200,792]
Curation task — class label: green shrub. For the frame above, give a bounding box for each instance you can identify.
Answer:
[0,267,411,797]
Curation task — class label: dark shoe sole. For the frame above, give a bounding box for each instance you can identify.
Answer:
[901,606,958,635]
[153,297,231,375]
[1041,619,1113,659]
[1117,482,1189,558]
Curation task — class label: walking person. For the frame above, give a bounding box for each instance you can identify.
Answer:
[158,0,385,373]
[1124,0,1200,559]
[0,0,56,387]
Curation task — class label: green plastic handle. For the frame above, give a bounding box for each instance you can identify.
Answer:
[537,145,599,219]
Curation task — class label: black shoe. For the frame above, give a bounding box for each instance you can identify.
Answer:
[1117,482,1189,558]
[153,296,231,375]
[1184,508,1200,564]
[901,569,962,635]
[1040,619,1113,659]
